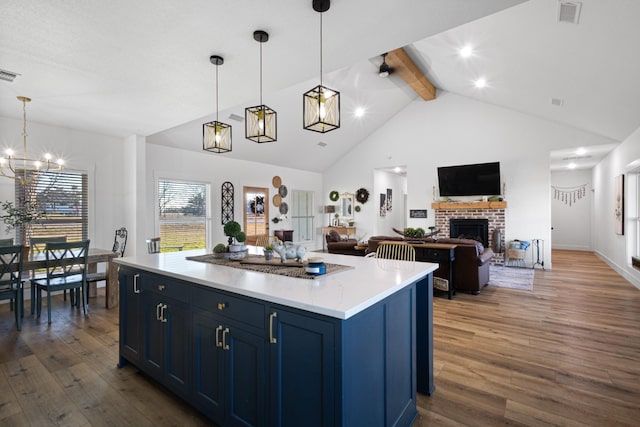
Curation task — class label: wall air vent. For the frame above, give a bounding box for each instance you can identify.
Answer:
[0,68,19,82]
[558,1,581,24]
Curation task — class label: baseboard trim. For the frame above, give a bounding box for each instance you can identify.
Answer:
[594,250,640,290]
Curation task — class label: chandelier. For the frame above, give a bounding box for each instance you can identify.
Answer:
[1,96,64,185]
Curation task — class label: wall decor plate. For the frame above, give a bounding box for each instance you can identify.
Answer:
[279,202,288,215]
[278,185,288,198]
[356,188,369,204]
[273,194,282,207]
[272,176,282,188]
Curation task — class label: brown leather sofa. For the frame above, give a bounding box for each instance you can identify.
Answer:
[326,230,366,256]
[367,236,494,294]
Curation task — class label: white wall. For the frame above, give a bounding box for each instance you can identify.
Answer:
[324,92,618,268]
[592,126,640,289]
[373,170,406,236]
[550,169,592,251]
[0,116,127,251]
[145,144,323,251]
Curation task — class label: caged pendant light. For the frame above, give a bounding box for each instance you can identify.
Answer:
[245,30,277,143]
[203,55,232,153]
[303,0,340,133]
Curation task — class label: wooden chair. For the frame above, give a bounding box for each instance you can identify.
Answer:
[32,240,90,324]
[86,227,127,289]
[375,242,416,261]
[0,245,24,330]
[0,239,16,311]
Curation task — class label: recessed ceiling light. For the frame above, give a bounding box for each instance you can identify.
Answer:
[459,45,473,58]
[354,107,365,117]
[474,77,487,88]
[576,147,586,155]
[568,162,577,169]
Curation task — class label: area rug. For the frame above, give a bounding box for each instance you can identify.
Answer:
[488,265,534,291]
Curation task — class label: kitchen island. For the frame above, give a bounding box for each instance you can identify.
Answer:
[115,250,437,427]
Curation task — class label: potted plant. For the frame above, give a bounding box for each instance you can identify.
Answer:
[0,200,44,250]
[223,220,247,252]
[263,244,274,261]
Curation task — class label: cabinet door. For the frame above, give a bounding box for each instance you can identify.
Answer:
[164,298,190,398]
[119,269,141,364]
[141,292,165,380]
[268,308,336,427]
[226,324,266,427]
[192,309,226,424]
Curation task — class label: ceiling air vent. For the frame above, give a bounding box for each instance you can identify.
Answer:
[558,1,581,24]
[228,113,244,122]
[317,141,327,147]
[551,98,564,106]
[0,68,19,82]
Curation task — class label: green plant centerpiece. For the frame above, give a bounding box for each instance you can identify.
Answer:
[0,200,44,245]
[263,244,274,261]
[223,220,247,253]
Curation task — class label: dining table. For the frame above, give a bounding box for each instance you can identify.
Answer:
[22,248,121,309]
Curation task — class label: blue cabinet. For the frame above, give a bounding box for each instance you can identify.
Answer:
[118,267,429,427]
[192,287,267,427]
[118,268,141,365]
[267,307,336,426]
[140,274,190,399]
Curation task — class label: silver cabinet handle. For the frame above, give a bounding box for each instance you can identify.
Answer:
[156,303,162,321]
[161,304,168,323]
[222,328,230,350]
[215,325,223,348]
[269,312,277,344]
[133,274,140,293]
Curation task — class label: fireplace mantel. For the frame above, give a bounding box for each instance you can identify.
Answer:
[431,201,507,210]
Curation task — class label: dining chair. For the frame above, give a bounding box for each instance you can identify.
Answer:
[0,238,16,311]
[86,227,127,289]
[374,242,416,261]
[0,245,24,330]
[32,240,90,324]
[29,236,68,314]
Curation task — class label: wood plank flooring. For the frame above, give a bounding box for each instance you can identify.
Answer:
[1,250,639,426]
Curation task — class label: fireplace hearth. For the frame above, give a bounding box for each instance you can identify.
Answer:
[450,219,489,247]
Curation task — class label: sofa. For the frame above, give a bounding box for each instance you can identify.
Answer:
[325,230,366,256]
[367,236,494,294]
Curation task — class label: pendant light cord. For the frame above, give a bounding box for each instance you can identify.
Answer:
[260,40,263,106]
[319,12,323,87]
[215,63,219,123]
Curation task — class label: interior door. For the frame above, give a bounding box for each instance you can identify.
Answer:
[243,186,269,245]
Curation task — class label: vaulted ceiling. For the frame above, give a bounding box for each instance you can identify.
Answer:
[2,0,638,172]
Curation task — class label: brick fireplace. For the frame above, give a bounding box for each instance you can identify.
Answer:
[432,201,506,265]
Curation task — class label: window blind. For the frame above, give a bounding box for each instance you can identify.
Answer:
[158,179,209,251]
[15,170,88,245]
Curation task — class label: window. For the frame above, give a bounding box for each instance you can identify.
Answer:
[15,170,88,245]
[158,179,210,252]
[291,190,314,242]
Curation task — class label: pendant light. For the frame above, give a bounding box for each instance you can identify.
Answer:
[303,0,340,133]
[203,55,232,153]
[245,30,277,143]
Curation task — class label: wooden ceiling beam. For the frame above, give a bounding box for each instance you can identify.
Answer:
[386,48,436,101]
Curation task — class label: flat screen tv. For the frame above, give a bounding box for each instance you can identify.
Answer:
[437,162,501,197]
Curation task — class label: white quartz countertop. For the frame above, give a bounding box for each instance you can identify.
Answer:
[115,249,438,320]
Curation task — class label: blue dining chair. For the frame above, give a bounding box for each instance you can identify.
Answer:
[32,240,90,324]
[0,245,24,330]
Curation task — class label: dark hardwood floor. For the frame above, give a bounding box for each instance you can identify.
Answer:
[1,250,639,426]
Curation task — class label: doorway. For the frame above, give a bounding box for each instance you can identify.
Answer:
[243,186,269,245]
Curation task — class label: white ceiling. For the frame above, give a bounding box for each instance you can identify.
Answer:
[2,0,637,173]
